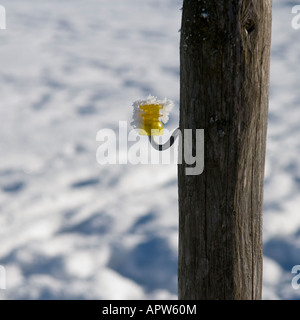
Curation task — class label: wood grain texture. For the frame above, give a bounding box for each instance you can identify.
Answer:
[178,0,272,300]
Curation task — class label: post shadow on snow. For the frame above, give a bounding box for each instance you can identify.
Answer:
[108,236,177,294]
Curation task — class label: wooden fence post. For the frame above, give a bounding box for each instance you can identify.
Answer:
[178,0,272,300]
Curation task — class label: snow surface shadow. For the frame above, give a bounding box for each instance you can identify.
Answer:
[0,170,26,193]
[76,105,97,116]
[1,248,64,276]
[70,178,100,189]
[108,236,177,294]
[123,79,153,96]
[2,181,25,193]
[0,249,74,300]
[129,213,156,233]
[60,212,112,236]
[32,93,52,111]
[264,237,300,272]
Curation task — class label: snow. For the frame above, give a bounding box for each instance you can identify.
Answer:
[0,0,299,300]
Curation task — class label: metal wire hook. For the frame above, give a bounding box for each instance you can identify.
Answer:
[148,128,180,151]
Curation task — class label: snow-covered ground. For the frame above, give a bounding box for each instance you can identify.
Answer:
[0,0,299,300]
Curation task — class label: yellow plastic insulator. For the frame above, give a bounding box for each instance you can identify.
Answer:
[138,104,164,136]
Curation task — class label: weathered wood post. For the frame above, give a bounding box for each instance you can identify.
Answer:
[178,0,272,299]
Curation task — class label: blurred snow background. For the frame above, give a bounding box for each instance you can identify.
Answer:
[0,0,299,300]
